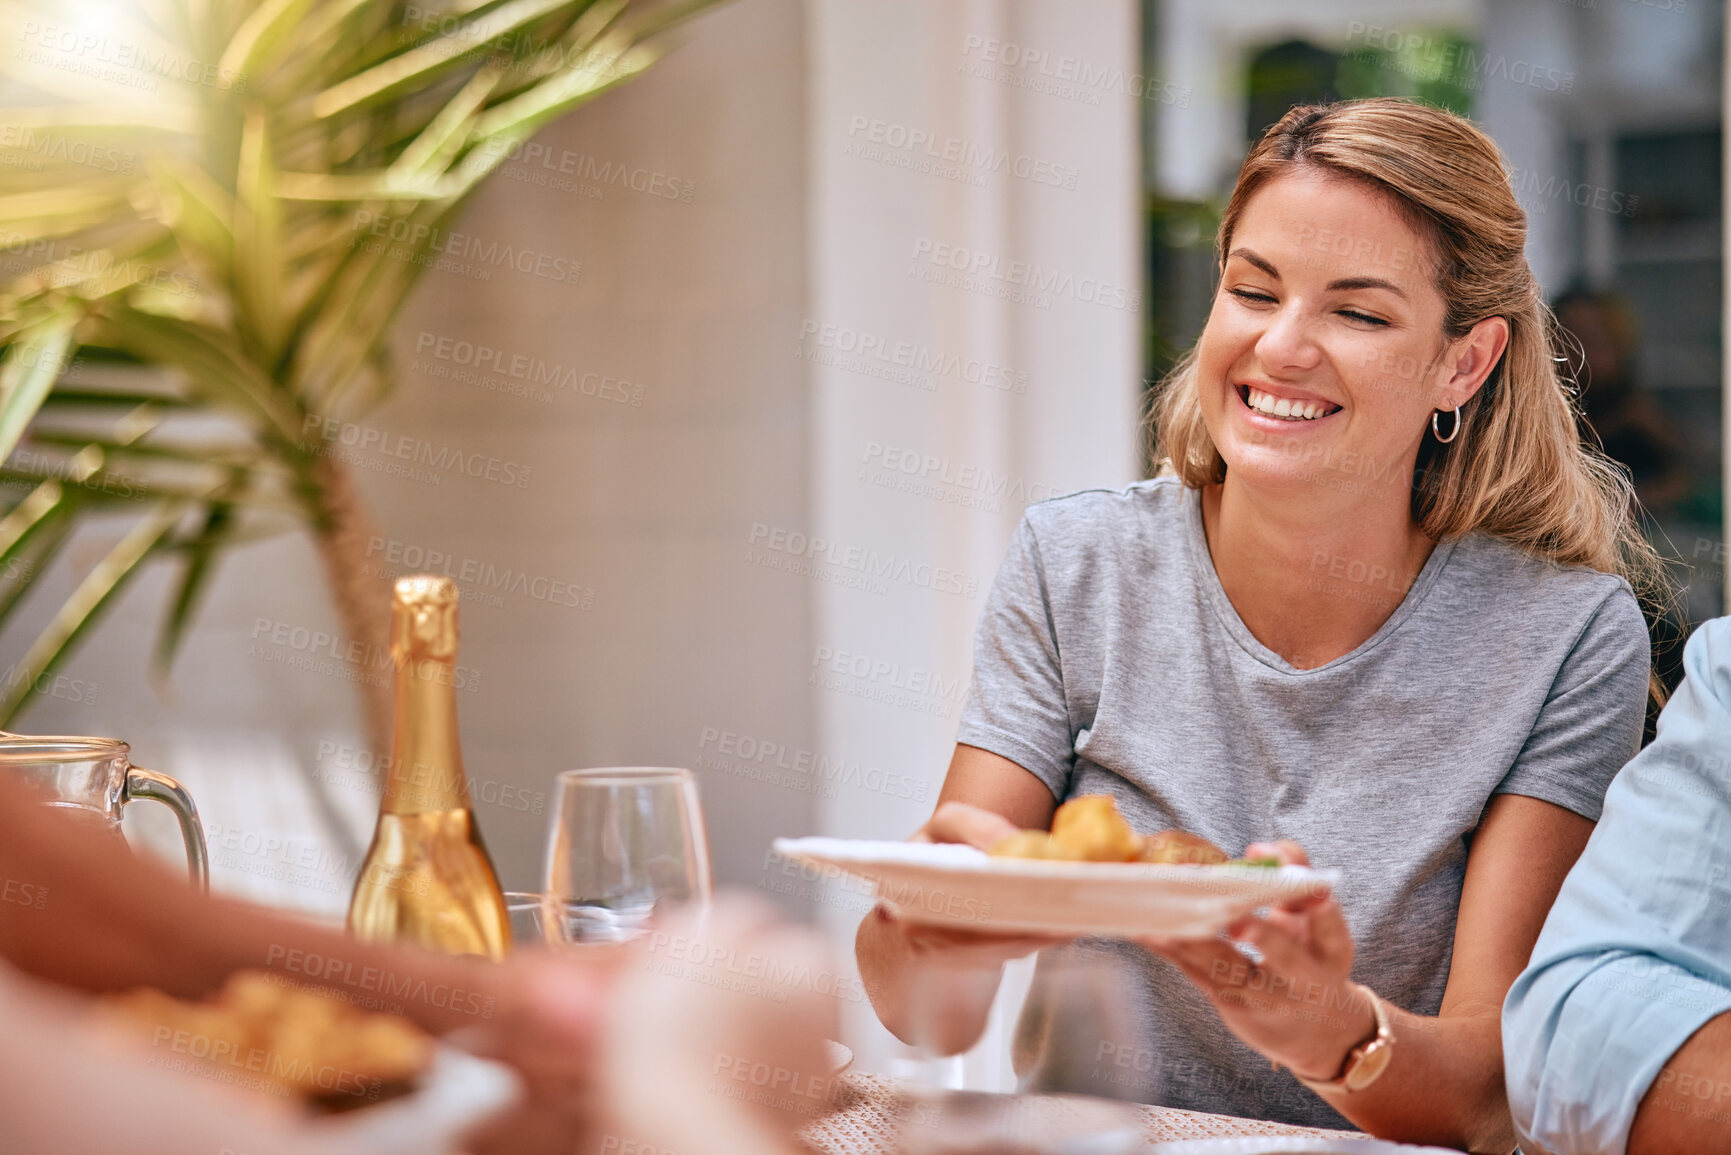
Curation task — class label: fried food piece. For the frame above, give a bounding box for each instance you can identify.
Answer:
[987,830,1058,859]
[986,796,1232,866]
[1138,829,1230,866]
[104,969,433,1103]
[1048,795,1142,862]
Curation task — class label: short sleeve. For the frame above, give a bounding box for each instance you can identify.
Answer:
[1504,617,1731,1155]
[1493,585,1649,821]
[955,516,1074,799]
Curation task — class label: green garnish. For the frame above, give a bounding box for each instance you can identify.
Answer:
[1226,855,1281,867]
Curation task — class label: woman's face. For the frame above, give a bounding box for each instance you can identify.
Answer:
[1196,171,1491,497]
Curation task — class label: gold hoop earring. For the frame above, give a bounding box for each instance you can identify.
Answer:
[1432,407,1462,445]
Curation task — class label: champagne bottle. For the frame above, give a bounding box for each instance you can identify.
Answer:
[347,575,510,959]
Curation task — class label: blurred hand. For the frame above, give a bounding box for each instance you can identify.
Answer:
[1138,840,1373,1082]
[599,895,843,1155]
[451,947,623,1155]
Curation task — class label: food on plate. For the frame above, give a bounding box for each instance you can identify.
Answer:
[1048,794,1144,861]
[1138,828,1230,866]
[103,968,434,1108]
[987,794,1247,866]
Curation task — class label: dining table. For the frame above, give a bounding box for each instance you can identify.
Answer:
[800,1072,1364,1154]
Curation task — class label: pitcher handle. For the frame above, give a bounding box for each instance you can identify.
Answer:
[125,767,210,892]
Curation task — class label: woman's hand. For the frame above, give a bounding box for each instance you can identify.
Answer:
[1139,839,1375,1082]
[893,800,1064,967]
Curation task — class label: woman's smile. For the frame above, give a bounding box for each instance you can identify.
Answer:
[1234,383,1343,424]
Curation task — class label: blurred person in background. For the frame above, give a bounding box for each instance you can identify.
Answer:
[859,98,1666,1151]
[1504,616,1731,1155]
[1555,285,1690,712]
[0,799,836,1155]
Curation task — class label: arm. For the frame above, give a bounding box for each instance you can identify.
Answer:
[1504,618,1731,1155]
[1319,794,1592,1149]
[1629,1013,1731,1152]
[856,744,1057,1052]
[1145,794,1590,1151]
[0,800,614,1155]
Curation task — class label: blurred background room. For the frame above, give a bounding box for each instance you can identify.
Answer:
[0,0,1723,1086]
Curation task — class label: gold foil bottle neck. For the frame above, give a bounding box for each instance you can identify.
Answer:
[391,575,459,663]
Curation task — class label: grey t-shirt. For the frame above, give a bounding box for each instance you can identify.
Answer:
[955,477,1649,1128]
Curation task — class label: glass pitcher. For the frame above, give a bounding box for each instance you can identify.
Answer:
[0,734,209,891]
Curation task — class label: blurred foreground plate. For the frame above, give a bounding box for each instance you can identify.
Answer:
[771,837,1338,939]
[1150,1140,1458,1154]
[322,1045,521,1154]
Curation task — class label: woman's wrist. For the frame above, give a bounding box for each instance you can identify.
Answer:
[1281,982,1381,1083]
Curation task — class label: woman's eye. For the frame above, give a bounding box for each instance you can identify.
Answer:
[1339,309,1390,327]
[1228,288,1275,305]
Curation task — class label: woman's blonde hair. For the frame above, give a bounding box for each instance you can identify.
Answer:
[1150,98,1672,704]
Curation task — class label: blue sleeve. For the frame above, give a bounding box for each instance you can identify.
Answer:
[1504,617,1731,1155]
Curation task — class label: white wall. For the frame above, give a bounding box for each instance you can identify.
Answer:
[806,0,1141,1082]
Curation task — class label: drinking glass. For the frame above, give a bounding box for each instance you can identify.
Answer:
[502,891,558,949]
[898,942,1146,1155]
[0,733,208,890]
[544,767,712,944]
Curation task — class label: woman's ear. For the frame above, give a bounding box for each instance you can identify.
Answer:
[1439,316,1510,409]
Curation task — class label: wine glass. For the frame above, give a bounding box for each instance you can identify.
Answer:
[502,891,559,949]
[898,941,1147,1155]
[543,767,712,945]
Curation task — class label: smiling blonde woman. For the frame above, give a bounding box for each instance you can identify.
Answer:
[857,99,1669,1151]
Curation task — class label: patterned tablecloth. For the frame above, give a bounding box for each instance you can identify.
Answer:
[800,1073,1362,1154]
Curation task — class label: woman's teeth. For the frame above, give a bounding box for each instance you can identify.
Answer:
[1244,387,1332,421]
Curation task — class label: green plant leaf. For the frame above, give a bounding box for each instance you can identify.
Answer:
[312,0,586,119]
[150,158,238,276]
[0,313,78,464]
[89,308,307,447]
[234,110,289,364]
[0,478,68,561]
[0,501,181,726]
[219,0,318,79]
[153,497,235,676]
[0,490,77,622]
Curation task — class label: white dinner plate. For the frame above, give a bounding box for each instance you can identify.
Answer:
[771,837,1338,939]
[323,1045,522,1154]
[1149,1140,1460,1154]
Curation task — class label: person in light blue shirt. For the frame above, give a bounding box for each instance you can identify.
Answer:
[1505,616,1731,1154]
